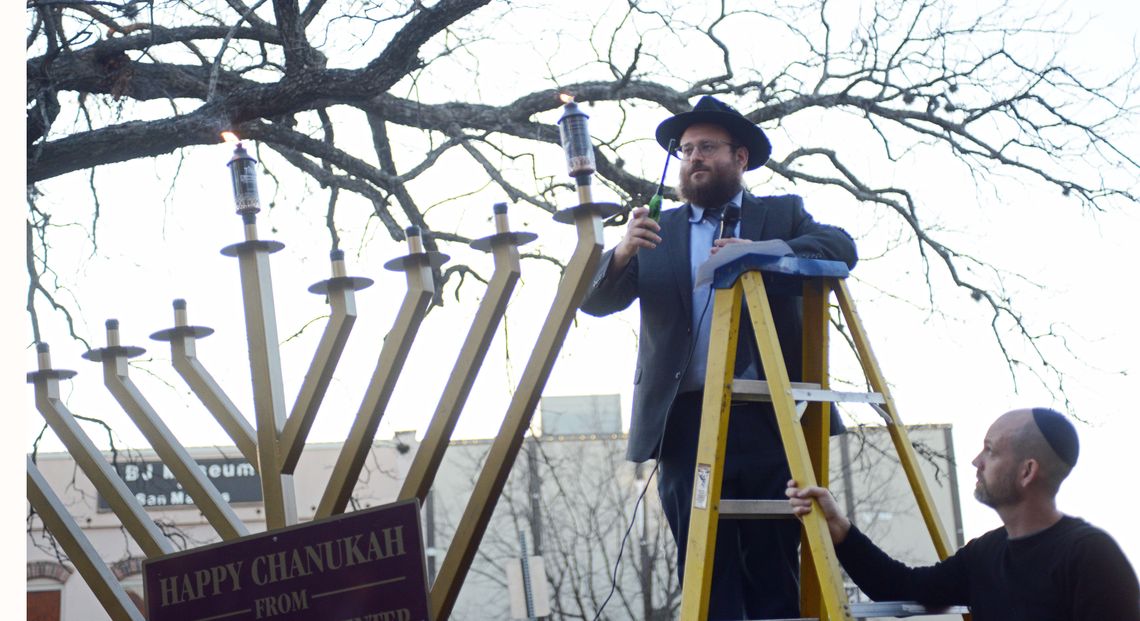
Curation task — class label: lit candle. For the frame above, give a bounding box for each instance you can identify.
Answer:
[557,94,596,203]
[223,132,261,215]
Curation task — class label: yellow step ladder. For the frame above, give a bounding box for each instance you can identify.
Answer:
[678,252,967,621]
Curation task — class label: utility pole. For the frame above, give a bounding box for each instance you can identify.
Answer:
[526,437,543,555]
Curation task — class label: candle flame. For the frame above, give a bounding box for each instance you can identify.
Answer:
[221,131,240,144]
[558,93,574,104]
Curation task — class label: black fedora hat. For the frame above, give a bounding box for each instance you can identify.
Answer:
[655,95,771,170]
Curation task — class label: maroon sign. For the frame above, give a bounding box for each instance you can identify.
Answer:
[144,499,429,621]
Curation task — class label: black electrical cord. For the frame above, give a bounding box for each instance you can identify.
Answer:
[592,285,716,621]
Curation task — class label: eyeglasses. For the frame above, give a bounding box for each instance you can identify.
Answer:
[674,140,738,161]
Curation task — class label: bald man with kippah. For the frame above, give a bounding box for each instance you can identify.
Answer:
[787,408,1139,620]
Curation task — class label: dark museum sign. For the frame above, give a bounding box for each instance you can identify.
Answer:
[98,457,262,510]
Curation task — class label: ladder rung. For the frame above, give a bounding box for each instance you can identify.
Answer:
[719,499,796,519]
[732,379,886,405]
[745,602,969,620]
[850,601,969,617]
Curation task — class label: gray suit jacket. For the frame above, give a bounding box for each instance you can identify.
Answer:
[580,193,858,462]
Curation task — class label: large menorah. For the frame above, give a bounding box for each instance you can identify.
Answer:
[27,113,621,620]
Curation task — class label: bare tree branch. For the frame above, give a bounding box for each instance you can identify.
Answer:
[24,0,1139,414]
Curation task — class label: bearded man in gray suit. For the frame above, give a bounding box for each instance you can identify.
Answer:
[581,96,858,620]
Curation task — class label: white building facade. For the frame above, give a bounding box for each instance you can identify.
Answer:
[28,400,962,621]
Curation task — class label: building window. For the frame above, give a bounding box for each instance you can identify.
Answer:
[27,561,71,621]
[27,589,61,621]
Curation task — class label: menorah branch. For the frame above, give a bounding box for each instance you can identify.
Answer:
[153,299,261,469]
[280,250,371,474]
[430,200,618,621]
[29,344,173,559]
[399,203,533,505]
[225,222,298,529]
[88,320,248,540]
[317,227,443,518]
[28,457,147,621]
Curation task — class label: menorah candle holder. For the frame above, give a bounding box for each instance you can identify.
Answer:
[317,226,448,518]
[28,342,173,559]
[558,95,598,205]
[151,300,259,467]
[429,196,619,619]
[279,250,374,474]
[30,116,632,621]
[84,320,248,540]
[400,203,535,504]
[221,208,296,528]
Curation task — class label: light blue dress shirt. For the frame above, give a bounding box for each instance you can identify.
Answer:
[679,190,745,393]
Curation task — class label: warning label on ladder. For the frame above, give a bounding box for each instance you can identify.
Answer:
[694,464,711,509]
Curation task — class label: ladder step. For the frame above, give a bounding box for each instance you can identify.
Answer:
[731,379,885,405]
[744,602,969,620]
[850,601,970,617]
[719,499,796,519]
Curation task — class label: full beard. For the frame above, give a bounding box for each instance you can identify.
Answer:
[679,165,743,208]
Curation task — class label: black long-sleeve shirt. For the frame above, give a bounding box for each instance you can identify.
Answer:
[836,516,1139,620]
